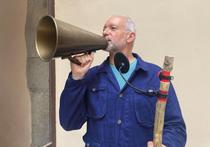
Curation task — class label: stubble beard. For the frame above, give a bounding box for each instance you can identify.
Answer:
[105,41,117,52]
[105,40,126,53]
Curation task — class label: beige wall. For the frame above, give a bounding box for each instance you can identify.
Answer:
[0,0,31,147]
[55,0,210,147]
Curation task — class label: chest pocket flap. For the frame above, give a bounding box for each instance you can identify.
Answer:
[87,86,107,119]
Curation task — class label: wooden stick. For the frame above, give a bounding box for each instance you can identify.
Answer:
[153,56,174,147]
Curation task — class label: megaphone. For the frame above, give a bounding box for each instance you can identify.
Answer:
[35,15,108,64]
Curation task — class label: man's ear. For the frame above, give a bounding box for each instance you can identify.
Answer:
[127,32,136,43]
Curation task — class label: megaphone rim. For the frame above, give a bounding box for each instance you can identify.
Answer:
[35,15,58,61]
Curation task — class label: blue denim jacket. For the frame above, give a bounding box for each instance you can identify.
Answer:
[59,53,186,147]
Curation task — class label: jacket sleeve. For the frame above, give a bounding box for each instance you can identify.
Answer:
[162,84,187,147]
[59,73,88,131]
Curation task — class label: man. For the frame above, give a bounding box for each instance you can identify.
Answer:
[59,16,187,147]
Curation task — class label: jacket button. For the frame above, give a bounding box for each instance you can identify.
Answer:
[119,93,123,98]
[92,88,96,92]
[117,119,122,125]
[86,143,90,147]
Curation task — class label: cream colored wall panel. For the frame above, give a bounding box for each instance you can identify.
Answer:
[0,0,31,147]
[55,0,210,147]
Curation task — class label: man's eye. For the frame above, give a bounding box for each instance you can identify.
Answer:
[111,27,117,30]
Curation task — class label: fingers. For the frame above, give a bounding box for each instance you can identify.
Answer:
[74,52,94,67]
[147,141,154,147]
[81,52,94,67]
[70,52,94,80]
[147,141,166,147]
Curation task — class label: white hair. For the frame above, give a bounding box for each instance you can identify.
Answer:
[109,15,136,33]
[125,17,136,33]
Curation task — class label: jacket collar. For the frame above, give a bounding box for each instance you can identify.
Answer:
[97,53,149,73]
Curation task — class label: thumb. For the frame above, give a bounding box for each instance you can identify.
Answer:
[147,141,154,147]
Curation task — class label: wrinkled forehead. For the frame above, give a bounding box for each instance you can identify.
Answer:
[104,16,126,28]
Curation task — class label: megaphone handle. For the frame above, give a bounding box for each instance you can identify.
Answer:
[68,56,82,66]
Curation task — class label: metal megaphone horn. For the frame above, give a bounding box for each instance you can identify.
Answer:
[35,15,108,65]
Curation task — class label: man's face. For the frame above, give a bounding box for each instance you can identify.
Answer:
[103,16,128,51]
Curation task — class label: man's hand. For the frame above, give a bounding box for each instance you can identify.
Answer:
[147,141,166,147]
[70,52,94,80]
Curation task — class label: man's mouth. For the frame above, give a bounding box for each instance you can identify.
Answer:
[107,39,112,43]
[105,37,111,42]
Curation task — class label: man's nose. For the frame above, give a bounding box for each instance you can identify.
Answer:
[103,28,110,37]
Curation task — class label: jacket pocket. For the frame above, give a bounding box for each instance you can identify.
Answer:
[87,86,107,119]
[133,94,156,128]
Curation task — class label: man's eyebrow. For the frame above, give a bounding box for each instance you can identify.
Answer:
[111,25,118,28]
[103,23,118,30]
